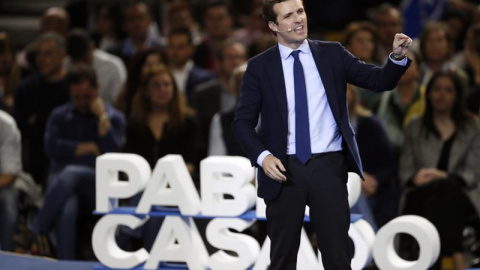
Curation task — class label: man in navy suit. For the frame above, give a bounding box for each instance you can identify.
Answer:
[232,0,413,269]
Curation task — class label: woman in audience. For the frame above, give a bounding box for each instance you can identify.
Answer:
[343,21,382,109]
[116,48,166,116]
[399,71,480,270]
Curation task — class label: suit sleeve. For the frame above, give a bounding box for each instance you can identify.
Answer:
[341,44,411,92]
[231,60,267,166]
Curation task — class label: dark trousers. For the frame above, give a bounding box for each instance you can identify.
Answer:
[265,151,353,270]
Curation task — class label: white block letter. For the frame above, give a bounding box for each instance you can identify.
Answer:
[96,154,151,213]
[136,155,201,215]
[201,156,256,216]
[92,214,149,268]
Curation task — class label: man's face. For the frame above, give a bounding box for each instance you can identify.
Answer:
[123,3,151,41]
[204,6,233,39]
[70,80,97,114]
[374,10,402,46]
[167,34,194,68]
[36,40,64,78]
[269,0,307,49]
[220,44,247,76]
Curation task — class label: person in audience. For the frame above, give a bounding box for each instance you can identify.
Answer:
[193,0,234,71]
[167,27,215,104]
[66,28,127,106]
[118,48,166,116]
[369,3,404,63]
[0,32,21,113]
[107,0,163,66]
[31,64,125,259]
[399,70,480,270]
[418,22,468,89]
[208,63,247,157]
[347,85,398,230]
[166,1,203,45]
[232,4,270,47]
[14,33,70,188]
[343,21,383,109]
[123,64,199,250]
[91,2,124,51]
[373,51,423,156]
[457,23,480,115]
[0,110,21,251]
[125,63,199,175]
[191,40,247,161]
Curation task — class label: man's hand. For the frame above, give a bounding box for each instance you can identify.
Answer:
[90,97,111,136]
[90,97,106,117]
[413,167,447,186]
[362,172,378,197]
[75,142,100,157]
[262,155,287,183]
[392,33,413,59]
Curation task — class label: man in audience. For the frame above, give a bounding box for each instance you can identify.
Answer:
[107,0,163,66]
[67,28,127,106]
[31,64,125,259]
[370,4,404,63]
[167,27,215,104]
[192,40,247,160]
[14,33,70,188]
[193,0,234,71]
[0,109,21,251]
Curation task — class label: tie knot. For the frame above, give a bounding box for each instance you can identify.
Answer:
[291,50,300,60]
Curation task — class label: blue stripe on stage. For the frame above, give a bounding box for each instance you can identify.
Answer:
[93,207,363,223]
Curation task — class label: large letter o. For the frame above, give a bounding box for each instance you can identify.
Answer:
[372,215,440,270]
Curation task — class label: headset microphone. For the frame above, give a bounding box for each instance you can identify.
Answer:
[276,28,292,33]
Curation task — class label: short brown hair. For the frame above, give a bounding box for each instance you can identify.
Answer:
[66,63,97,87]
[262,0,303,35]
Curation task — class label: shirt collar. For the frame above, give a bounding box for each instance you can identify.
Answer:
[278,39,311,60]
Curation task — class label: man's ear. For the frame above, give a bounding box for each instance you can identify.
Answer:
[268,21,278,33]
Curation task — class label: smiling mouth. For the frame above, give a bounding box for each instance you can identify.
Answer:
[294,25,304,33]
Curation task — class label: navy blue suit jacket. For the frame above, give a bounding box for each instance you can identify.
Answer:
[232,40,410,200]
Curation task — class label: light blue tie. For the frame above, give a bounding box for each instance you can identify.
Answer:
[291,50,311,164]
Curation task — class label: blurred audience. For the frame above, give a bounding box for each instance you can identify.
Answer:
[107,0,164,66]
[91,2,125,51]
[193,0,234,71]
[117,47,166,116]
[166,1,203,45]
[0,110,21,251]
[347,85,398,230]
[369,4,404,63]
[32,64,125,259]
[167,27,215,104]
[14,33,70,188]
[66,28,127,106]
[0,33,21,113]
[399,71,480,270]
[192,40,247,160]
[373,51,423,155]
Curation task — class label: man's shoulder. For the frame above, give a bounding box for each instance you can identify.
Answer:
[94,50,126,71]
[18,73,42,90]
[105,104,126,122]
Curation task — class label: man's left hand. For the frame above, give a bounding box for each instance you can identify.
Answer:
[392,33,413,59]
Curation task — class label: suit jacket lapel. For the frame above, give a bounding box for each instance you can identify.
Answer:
[267,45,288,129]
[309,40,341,122]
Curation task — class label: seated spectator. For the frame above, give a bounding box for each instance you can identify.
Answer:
[192,40,247,160]
[107,0,164,66]
[14,33,70,188]
[0,110,21,251]
[193,0,234,71]
[461,24,480,115]
[167,27,215,104]
[166,1,203,45]
[347,85,398,230]
[31,64,126,259]
[66,28,127,106]
[208,63,247,157]
[0,32,21,113]
[117,48,166,116]
[91,2,124,51]
[369,4,404,63]
[125,64,199,173]
[398,71,480,270]
[373,51,423,156]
